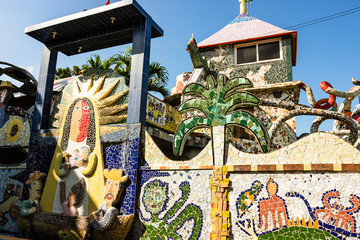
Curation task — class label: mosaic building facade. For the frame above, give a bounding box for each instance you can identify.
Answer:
[0,2,360,240]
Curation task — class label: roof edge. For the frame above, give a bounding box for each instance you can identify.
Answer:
[198,31,297,66]
[198,31,297,49]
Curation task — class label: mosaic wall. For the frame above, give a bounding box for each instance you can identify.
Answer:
[231,173,360,239]
[142,130,360,239]
[139,170,211,239]
[0,168,24,235]
[1,27,359,240]
[146,94,182,133]
[199,37,293,85]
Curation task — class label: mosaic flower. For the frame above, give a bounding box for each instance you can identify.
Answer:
[5,117,23,143]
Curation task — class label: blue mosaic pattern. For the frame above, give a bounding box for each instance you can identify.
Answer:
[104,137,140,215]
[140,160,170,186]
[100,123,141,143]
[229,15,257,24]
[11,132,56,195]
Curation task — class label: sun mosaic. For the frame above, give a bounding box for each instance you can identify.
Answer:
[41,72,129,215]
[0,116,30,146]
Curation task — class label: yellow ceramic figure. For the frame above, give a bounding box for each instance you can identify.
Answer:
[40,97,104,215]
[40,74,128,216]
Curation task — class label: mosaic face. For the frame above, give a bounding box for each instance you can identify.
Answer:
[69,100,90,143]
[30,180,43,201]
[143,180,168,214]
[104,178,122,207]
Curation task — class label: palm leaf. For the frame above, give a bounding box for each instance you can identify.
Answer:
[182,82,207,98]
[224,77,253,98]
[177,98,210,117]
[225,111,270,152]
[224,92,259,114]
[148,81,170,97]
[207,75,216,89]
[173,117,211,155]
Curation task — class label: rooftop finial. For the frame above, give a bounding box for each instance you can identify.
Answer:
[239,0,253,16]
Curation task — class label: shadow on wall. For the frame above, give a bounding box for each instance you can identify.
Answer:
[0,149,27,165]
[151,135,210,161]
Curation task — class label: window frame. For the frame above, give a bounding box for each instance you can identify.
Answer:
[234,38,283,66]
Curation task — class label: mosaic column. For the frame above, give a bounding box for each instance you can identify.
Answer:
[212,125,226,166]
[126,18,152,214]
[32,44,58,131]
[210,166,230,240]
[127,18,152,125]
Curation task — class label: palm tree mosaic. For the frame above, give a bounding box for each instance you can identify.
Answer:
[173,73,270,156]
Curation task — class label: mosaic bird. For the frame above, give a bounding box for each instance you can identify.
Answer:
[237,181,263,217]
[187,37,209,72]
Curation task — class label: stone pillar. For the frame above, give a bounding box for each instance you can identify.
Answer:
[127,18,152,125]
[32,45,58,131]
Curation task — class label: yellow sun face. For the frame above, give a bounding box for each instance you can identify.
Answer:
[5,117,23,143]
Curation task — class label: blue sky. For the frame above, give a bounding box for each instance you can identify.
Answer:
[0,0,359,134]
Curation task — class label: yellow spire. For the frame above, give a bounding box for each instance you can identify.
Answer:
[239,0,247,14]
[239,0,253,15]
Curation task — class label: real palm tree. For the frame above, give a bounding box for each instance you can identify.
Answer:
[55,50,170,97]
[86,53,116,70]
[55,67,72,80]
[113,47,170,97]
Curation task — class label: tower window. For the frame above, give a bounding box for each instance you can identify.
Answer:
[235,39,282,65]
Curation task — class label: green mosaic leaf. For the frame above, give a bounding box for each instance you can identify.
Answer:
[174,73,270,156]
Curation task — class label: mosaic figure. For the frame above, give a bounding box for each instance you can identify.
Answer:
[259,179,288,231]
[41,74,128,216]
[315,191,360,232]
[40,96,100,216]
[19,171,46,217]
[89,169,129,231]
[18,171,46,238]
[287,190,360,235]
[237,182,340,240]
[60,178,85,216]
[237,181,263,218]
[141,180,203,240]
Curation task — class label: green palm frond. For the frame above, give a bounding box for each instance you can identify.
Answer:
[177,98,211,116]
[225,111,270,152]
[112,47,170,97]
[173,117,211,156]
[174,73,270,156]
[182,83,207,98]
[224,92,259,114]
[224,77,253,97]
